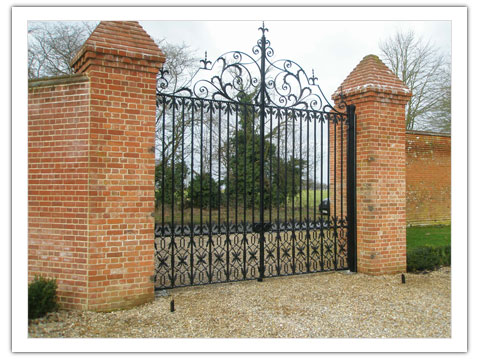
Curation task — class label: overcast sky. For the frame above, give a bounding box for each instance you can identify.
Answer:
[23,6,453,104]
[139,20,451,101]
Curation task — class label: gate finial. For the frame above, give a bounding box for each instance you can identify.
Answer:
[201,51,211,69]
[338,86,347,109]
[259,21,268,35]
[309,69,318,85]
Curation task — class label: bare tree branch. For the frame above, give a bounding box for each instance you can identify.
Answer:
[28,21,98,79]
[379,30,451,133]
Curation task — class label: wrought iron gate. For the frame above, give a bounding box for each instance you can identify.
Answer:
[154,23,356,290]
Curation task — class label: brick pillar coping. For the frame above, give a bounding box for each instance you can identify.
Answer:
[71,21,165,74]
[332,54,411,103]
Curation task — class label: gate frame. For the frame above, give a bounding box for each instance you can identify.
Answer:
[154,22,357,289]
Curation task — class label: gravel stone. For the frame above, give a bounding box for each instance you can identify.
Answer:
[28,267,451,338]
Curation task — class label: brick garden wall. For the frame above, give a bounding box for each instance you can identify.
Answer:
[406,130,451,226]
[28,75,91,309]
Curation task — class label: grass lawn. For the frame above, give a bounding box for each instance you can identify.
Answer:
[406,225,451,250]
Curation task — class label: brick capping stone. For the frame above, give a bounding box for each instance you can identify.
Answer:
[406,129,451,138]
[71,21,166,74]
[332,54,411,103]
[28,74,89,88]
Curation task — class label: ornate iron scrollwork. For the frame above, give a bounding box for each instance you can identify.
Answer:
[158,22,345,114]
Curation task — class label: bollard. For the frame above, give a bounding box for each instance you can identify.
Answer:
[170,299,175,312]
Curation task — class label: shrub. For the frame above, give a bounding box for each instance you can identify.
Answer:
[407,245,451,272]
[28,275,58,319]
[438,245,451,266]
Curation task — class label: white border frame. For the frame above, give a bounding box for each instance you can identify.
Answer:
[12,5,468,353]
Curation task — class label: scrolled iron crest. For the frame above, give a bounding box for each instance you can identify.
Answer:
[158,23,343,113]
[264,58,329,111]
[194,50,262,102]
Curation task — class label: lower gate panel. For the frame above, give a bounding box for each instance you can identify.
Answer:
[154,220,348,290]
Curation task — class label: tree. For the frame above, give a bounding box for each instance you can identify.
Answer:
[155,39,199,94]
[187,172,221,209]
[426,62,451,133]
[379,30,451,132]
[28,21,97,79]
[224,92,304,209]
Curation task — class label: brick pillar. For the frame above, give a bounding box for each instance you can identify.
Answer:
[332,55,412,275]
[28,21,165,311]
[71,21,165,310]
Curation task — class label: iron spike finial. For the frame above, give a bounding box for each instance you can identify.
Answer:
[338,85,347,109]
[158,67,170,89]
[200,50,211,69]
[259,21,268,35]
[309,69,318,85]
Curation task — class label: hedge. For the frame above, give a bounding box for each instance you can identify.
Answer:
[407,245,451,272]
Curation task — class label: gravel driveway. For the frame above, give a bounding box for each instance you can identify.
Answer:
[28,267,451,338]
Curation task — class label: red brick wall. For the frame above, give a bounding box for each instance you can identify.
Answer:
[406,131,451,226]
[28,75,90,309]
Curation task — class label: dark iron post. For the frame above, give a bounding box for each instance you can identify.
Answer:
[346,104,357,272]
[257,23,267,281]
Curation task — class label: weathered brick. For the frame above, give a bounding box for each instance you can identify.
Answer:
[406,131,451,225]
